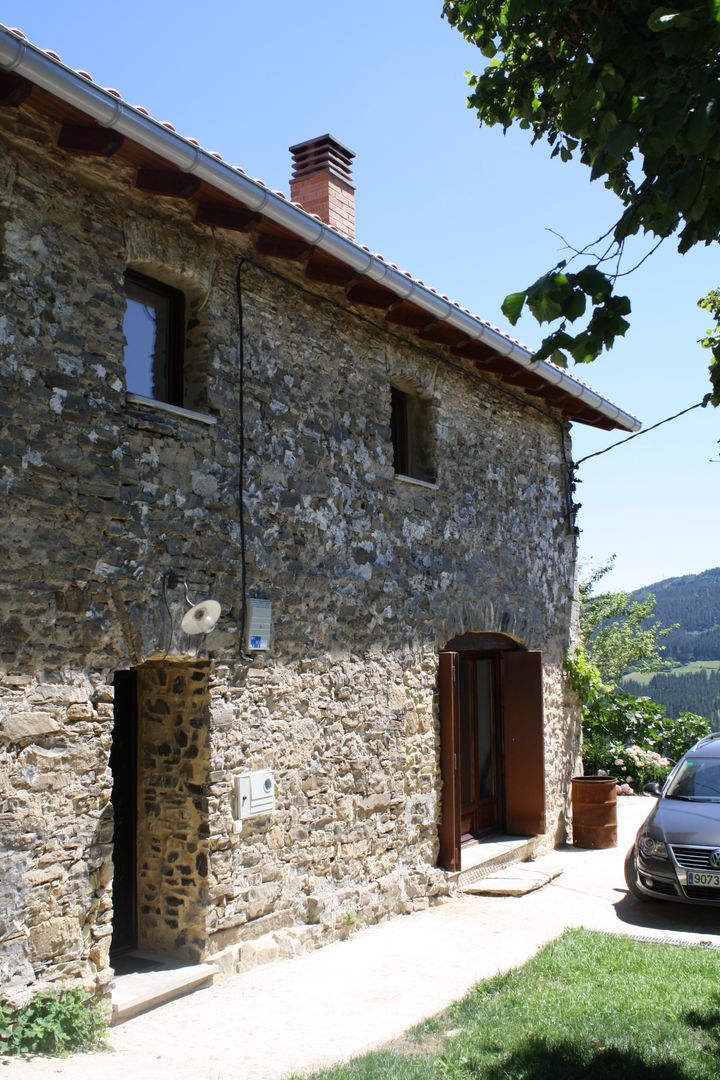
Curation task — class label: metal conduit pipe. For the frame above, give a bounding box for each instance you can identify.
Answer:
[0,25,640,432]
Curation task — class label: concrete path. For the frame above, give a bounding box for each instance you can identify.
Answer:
[9,797,720,1080]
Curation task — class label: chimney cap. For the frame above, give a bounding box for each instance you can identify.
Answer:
[289,134,355,184]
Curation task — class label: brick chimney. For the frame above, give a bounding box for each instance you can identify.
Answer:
[289,134,356,241]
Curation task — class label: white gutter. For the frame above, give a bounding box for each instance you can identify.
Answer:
[0,25,640,432]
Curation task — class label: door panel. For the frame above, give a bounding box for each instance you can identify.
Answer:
[502,650,546,835]
[438,652,461,871]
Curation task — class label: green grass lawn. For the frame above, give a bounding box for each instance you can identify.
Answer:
[623,660,720,687]
[295,930,720,1080]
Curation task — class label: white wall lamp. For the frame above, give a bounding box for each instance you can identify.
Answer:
[164,570,222,640]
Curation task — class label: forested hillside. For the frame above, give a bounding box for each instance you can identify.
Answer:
[632,567,720,659]
[623,669,720,729]
[619,567,720,726]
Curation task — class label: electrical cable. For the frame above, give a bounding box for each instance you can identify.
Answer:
[236,259,250,657]
[573,400,706,469]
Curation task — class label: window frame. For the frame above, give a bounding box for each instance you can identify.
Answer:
[123,269,186,408]
[389,382,436,485]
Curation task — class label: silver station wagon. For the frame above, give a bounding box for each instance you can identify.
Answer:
[625,732,720,905]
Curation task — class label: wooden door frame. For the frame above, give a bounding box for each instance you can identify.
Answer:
[458,651,503,841]
[438,640,546,871]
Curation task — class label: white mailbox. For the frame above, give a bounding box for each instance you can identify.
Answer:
[234,769,276,821]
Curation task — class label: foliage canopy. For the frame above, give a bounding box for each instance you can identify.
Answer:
[566,561,710,782]
[443,0,720,401]
[579,561,675,685]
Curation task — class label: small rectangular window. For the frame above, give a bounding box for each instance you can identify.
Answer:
[123,270,185,407]
[390,384,436,484]
[390,386,409,477]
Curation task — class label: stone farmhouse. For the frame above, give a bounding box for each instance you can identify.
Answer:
[0,24,639,1003]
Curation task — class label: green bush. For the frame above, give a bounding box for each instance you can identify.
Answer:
[582,690,710,763]
[0,989,106,1057]
[567,649,711,790]
[583,734,673,789]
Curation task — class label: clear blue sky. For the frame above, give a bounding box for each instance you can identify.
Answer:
[5,1,718,593]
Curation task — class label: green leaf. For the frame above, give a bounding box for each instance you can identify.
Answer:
[574,266,613,299]
[648,6,704,31]
[604,122,637,160]
[563,288,587,322]
[502,290,527,324]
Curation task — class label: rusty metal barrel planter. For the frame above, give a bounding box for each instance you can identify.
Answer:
[571,776,618,849]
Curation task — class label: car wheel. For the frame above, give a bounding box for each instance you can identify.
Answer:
[624,845,650,901]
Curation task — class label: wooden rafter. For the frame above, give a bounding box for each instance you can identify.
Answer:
[418,322,467,347]
[0,72,32,107]
[195,202,260,231]
[136,168,201,199]
[384,301,432,330]
[304,253,359,286]
[345,281,397,310]
[58,124,124,157]
[255,233,312,260]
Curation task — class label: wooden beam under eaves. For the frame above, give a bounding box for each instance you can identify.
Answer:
[58,124,124,157]
[522,383,573,404]
[0,72,32,107]
[304,253,356,286]
[418,322,467,347]
[345,281,396,310]
[136,168,201,199]
[195,202,260,232]
[255,233,312,260]
[385,302,433,331]
[450,340,497,365]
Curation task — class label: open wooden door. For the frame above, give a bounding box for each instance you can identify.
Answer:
[438,651,461,871]
[501,650,546,836]
[439,643,547,868]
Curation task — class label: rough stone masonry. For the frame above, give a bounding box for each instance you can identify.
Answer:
[0,101,581,1002]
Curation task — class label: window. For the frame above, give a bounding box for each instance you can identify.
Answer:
[123,270,185,407]
[390,384,436,484]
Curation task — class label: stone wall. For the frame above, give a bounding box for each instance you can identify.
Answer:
[0,103,581,998]
[135,660,212,961]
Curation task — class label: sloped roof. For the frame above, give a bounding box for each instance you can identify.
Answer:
[0,24,640,433]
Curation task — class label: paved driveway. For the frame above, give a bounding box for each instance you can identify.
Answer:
[9,797,720,1080]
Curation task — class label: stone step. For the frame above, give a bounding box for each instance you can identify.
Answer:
[463,863,563,897]
[111,960,218,1025]
[454,836,538,890]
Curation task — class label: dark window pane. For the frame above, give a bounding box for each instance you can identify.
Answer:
[123,271,184,406]
[390,386,409,476]
[474,660,494,801]
[459,659,472,807]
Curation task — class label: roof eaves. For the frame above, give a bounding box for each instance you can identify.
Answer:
[0,24,641,433]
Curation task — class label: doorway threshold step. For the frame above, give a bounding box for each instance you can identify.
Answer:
[464,863,563,897]
[111,961,218,1025]
[455,835,537,890]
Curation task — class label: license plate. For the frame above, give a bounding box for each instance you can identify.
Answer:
[687,871,720,887]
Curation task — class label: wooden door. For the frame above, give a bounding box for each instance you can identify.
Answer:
[502,650,546,836]
[438,646,546,869]
[438,652,461,871]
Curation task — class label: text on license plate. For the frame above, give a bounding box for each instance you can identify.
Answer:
[687,871,720,887]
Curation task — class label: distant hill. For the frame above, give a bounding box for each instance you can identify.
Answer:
[619,567,720,726]
[631,567,720,663]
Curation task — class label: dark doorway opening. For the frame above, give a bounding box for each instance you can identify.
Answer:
[110,669,138,958]
[458,654,501,840]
